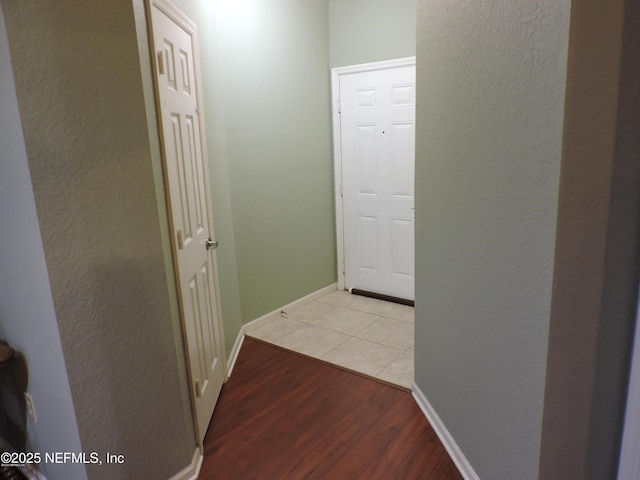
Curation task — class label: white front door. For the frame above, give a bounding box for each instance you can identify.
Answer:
[338,61,416,301]
[150,0,226,443]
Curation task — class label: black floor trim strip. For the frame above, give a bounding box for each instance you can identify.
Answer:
[351,288,414,307]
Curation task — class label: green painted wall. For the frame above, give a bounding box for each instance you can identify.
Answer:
[214,0,337,323]
[329,0,416,67]
[144,0,418,338]
[414,0,569,478]
[197,1,245,349]
[147,0,246,357]
[137,0,336,342]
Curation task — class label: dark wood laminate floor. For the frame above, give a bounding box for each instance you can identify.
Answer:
[201,338,463,480]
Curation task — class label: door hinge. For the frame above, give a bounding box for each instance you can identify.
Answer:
[157,50,164,75]
[340,184,343,197]
[194,379,202,397]
[337,98,341,114]
[342,260,345,274]
[177,229,184,250]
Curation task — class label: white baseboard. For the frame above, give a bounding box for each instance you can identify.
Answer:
[226,283,338,377]
[412,383,480,480]
[226,331,245,377]
[243,282,338,332]
[168,447,202,480]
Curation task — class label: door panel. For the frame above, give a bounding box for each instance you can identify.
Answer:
[151,0,225,443]
[391,217,414,277]
[390,123,413,197]
[357,125,377,194]
[341,64,415,301]
[358,215,378,271]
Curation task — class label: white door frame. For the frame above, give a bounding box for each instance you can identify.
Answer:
[618,284,640,480]
[331,57,416,291]
[147,0,227,446]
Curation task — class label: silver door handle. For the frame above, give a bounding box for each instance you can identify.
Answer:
[205,238,219,250]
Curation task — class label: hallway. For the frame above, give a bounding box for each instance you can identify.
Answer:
[245,290,414,389]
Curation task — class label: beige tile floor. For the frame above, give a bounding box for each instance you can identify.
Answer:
[245,290,414,389]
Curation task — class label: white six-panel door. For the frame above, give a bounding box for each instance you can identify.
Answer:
[337,61,416,301]
[150,0,225,443]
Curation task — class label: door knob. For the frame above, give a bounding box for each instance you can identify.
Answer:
[205,238,219,250]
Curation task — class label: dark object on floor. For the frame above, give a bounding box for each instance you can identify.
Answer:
[351,288,415,307]
[200,337,461,479]
[0,346,14,366]
[0,448,27,480]
[0,341,29,459]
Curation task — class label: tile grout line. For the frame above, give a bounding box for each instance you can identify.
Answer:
[248,292,414,388]
[256,315,414,353]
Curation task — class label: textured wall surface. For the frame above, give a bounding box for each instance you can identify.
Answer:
[329,0,416,67]
[0,7,86,479]
[539,0,640,477]
[414,0,570,478]
[214,0,337,323]
[2,1,194,478]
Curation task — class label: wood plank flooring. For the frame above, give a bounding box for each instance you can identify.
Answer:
[200,338,462,480]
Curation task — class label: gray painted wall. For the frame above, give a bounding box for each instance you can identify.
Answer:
[414,0,570,479]
[213,0,337,323]
[539,0,640,477]
[0,8,86,479]
[2,1,194,478]
[329,0,416,67]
